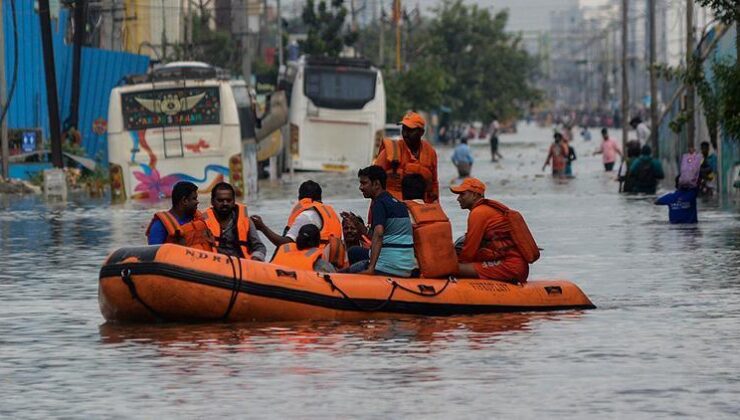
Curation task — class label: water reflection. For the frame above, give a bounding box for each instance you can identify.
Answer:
[99,312,583,356]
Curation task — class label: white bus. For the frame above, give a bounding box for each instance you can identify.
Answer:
[107,62,259,200]
[282,56,386,172]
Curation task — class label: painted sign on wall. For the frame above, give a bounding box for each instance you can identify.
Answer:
[121,87,220,130]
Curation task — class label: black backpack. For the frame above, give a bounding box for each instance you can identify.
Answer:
[633,159,657,192]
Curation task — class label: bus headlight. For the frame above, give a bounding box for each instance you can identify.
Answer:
[229,154,245,197]
[109,163,125,201]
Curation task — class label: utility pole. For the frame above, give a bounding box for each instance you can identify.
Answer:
[648,0,658,154]
[621,0,629,151]
[66,0,85,133]
[378,4,384,66]
[100,0,112,50]
[38,0,63,169]
[685,0,695,149]
[394,0,401,71]
[183,0,192,57]
[238,0,251,85]
[276,0,283,68]
[0,0,8,179]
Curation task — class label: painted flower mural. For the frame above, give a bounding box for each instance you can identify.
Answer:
[129,130,230,199]
[133,164,181,199]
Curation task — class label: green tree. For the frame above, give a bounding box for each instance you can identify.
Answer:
[426,0,539,122]
[695,1,740,140]
[170,11,238,74]
[385,60,448,121]
[658,1,740,142]
[301,0,358,57]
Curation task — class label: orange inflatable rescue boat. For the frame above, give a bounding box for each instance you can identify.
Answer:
[98,244,595,323]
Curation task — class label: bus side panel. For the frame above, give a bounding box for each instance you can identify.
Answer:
[107,83,242,200]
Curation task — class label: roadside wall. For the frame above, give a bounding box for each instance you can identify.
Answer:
[657,24,739,201]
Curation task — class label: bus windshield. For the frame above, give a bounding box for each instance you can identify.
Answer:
[304,67,377,110]
[121,86,221,130]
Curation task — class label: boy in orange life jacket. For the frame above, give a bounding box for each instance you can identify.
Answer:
[146,181,214,250]
[202,182,266,260]
[450,178,529,284]
[272,224,336,272]
[374,111,439,203]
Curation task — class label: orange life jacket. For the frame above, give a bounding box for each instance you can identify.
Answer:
[479,199,540,263]
[404,200,458,278]
[145,210,213,251]
[272,242,325,271]
[375,138,437,202]
[202,203,251,258]
[285,198,346,268]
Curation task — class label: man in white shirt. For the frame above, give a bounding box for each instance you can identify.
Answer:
[250,181,323,246]
[630,117,651,145]
[251,180,341,250]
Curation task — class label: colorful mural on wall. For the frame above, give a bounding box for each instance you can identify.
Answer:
[129,130,229,200]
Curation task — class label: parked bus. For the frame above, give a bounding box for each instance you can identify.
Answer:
[281,56,386,172]
[107,62,259,200]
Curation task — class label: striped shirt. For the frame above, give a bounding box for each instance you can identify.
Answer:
[370,191,417,277]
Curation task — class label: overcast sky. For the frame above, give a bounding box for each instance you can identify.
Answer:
[283,0,614,33]
[408,0,613,32]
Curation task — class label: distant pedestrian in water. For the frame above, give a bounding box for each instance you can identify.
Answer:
[630,117,651,146]
[626,145,664,194]
[594,128,623,172]
[580,126,592,141]
[655,187,698,224]
[565,140,577,178]
[488,115,502,162]
[451,138,474,178]
[699,141,718,196]
[543,132,569,178]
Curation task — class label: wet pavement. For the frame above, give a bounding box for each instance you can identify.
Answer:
[1,124,739,418]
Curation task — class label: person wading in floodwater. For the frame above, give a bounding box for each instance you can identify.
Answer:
[542,132,569,178]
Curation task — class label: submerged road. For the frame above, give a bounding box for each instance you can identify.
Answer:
[1,124,739,417]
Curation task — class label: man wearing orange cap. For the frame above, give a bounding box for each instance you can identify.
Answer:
[450,178,533,284]
[374,111,439,203]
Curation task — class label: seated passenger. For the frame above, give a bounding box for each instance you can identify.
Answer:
[450,178,539,284]
[251,180,346,268]
[202,182,266,260]
[146,181,213,250]
[401,174,458,278]
[272,224,336,272]
[340,213,371,265]
[348,165,418,277]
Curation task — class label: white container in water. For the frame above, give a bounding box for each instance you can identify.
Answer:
[43,168,67,200]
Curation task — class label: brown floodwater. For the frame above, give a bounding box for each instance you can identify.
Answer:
[1,125,739,417]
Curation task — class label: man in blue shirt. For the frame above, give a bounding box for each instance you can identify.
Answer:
[352,165,418,277]
[147,181,202,244]
[451,138,474,178]
[655,188,698,224]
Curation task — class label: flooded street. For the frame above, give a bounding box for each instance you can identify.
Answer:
[2,124,739,418]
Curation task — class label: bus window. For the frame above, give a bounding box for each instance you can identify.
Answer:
[304,68,377,110]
